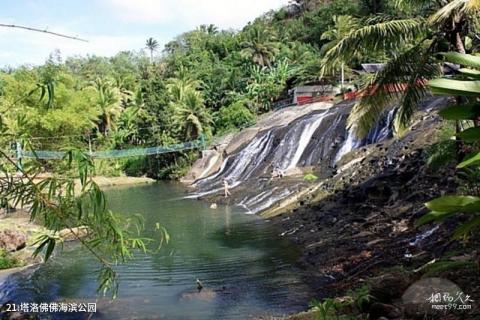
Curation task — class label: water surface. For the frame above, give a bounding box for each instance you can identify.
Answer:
[0,182,314,319]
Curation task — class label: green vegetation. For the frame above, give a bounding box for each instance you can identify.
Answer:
[0,249,22,269]
[418,52,480,240]
[0,0,380,179]
[1,0,480,305]
[309,285,371,320]
[323,0,480,137]
[304,173,318,182]
[0,144,168,296]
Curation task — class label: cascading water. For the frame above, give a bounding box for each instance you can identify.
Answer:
[191,103,398,213]
[334,127,362,163]
[367,107,396,143]
[276,110,330,171]
[334,107,396,163]
[194,131,275,191]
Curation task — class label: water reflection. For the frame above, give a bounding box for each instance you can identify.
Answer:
[1,183,314,319]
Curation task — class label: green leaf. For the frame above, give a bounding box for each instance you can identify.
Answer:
[428,78,480,96]
[457,152,480,168]
[458,68,480,79]
[453,217,480,239]
[416,211,456,226]
[442,52,480,69]
[458,127,480,142]
[45,238,56,261]
[425,195,480,213]
[439,103,480,120]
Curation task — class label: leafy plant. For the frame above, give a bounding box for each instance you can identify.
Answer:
[419,52,480,240]
[310,297,353,320]
[304,173,319,182]
[0,143,169,297]
[0,249,22,269]
[214,100,255,133]
[322,0,480,137]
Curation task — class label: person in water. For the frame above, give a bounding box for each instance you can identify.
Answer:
[223,179,231,198]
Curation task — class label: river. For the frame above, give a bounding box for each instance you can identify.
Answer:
[0,182,314,319]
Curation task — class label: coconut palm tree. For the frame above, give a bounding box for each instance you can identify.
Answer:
[145,37,159,63]
[240,25,280,66]
[321,15,360,89]
[93,79,122,135]
[323,0,480,137]
[170,88,212,139]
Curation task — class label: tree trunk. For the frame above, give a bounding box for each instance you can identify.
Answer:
[450,17,467,161]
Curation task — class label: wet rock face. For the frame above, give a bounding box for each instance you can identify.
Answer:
[0,230,26,252]
[266,99,462,303]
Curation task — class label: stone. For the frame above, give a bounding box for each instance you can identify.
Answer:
[210,203,218,209]
[0,230,27,252]
[58,226,89,241]
[370,273,412,302]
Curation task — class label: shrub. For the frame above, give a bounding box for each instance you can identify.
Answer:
[214,100,255,134]
[304,173,318,182]
[0,249,22,270]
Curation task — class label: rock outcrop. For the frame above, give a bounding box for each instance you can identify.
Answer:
[0,230,26,252]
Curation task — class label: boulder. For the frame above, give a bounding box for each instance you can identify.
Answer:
[0,230,26,252]
[180,150,222,184]
[224,128,259,155]
[179,288,217,302]
[58,226,89,241]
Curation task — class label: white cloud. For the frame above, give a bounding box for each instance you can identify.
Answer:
[104,0,289,30]
[0,0,289,66]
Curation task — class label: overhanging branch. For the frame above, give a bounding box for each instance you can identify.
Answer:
[0,23,88,42]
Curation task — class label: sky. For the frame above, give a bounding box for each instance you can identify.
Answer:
[0,0,289,67]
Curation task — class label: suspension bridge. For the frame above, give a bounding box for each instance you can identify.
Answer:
[11,135,206,161]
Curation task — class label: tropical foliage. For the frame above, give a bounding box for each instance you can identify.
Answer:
[322,0,480,137]
[419,52,480,239]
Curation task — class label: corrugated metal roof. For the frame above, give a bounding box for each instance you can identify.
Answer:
[361,63,385,73]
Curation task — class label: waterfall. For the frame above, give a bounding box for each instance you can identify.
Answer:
[194,131,275,190]
[285,112,328,170]
[334,128,361,163]
[271,110,330,171]
[334,108,396,163]
[367,108,396,143]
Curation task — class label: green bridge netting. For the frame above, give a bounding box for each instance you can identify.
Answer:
[20,138,205,160]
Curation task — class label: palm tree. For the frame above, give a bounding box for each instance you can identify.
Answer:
[170,88,212,139]
[167,72,212,139]
[320,15,359,90]
[93,79,122,135]
[323,0,480,137]
[240,25,279,66]
[145,37,159,63]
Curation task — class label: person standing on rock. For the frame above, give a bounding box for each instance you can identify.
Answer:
[223,179,231,198]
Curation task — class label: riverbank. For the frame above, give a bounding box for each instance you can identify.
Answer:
[183,97,480,319]
[0,175,155,275]
[264,123,480,319]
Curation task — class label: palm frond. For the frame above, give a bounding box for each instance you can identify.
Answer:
[348,42,442,137]
[394,59,442,133]
[429,0,480,25]
[323,18,427,74]
[394,0,439,11]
